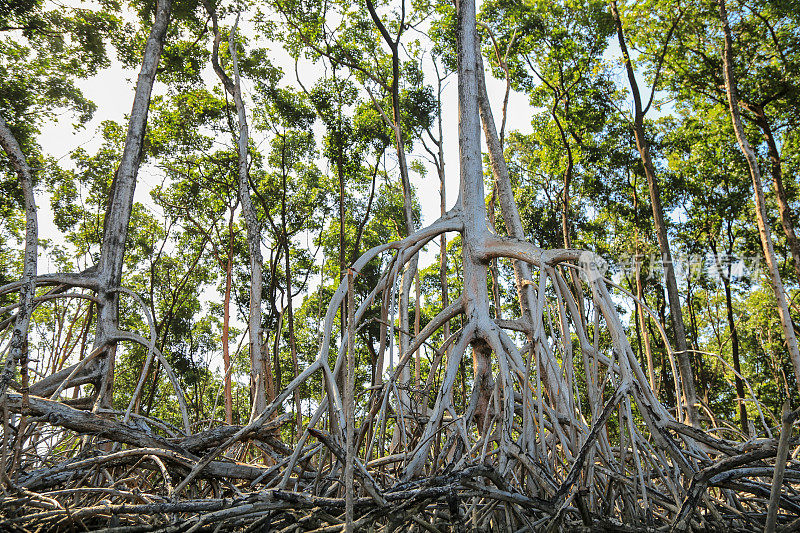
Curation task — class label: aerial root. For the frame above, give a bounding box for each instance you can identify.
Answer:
[2,227,800,531]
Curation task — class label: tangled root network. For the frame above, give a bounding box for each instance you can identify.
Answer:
[1,211,799,533]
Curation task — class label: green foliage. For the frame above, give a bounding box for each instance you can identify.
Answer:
[0,0,119,224]
[6,0,800,434]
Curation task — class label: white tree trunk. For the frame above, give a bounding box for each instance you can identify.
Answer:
[0,114,38,404]
[227,21,272,418]
[94,0,172,409]
[475,54,571,415]
[719,0,800,398]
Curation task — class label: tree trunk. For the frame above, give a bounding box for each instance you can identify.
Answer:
[227,22,272,417]
[432,64,449,419]
[718,0,800,399]
[713,227,749,433]
[635,256,657,394]
[204,5,275,418]
[364,0,417,415]
[338,142,346,344]
[0,114,38,475]
[395,120,416,419]
[282,151,302,436]
[457,0,491,424]
[686,275,703,395]
[723,268,747,433]
[403,0,497,480]
[549,95,574,250]
[0,113,37,389]
[610,0,698,426]
[476,53,571,414]
[751,104,800,283]
[94,0,172,410]
[222,213,234,425]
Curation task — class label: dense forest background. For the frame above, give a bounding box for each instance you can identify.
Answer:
[2,0,800,530]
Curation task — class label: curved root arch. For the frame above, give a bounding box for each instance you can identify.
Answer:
[172,212,710,524]
[2,216,797,532]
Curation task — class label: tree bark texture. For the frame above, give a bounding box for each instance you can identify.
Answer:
[751,104,800,283]
[94,0,172,409]
[228,20,273,417]
[718,0,800,399]
[610,0,698,426]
